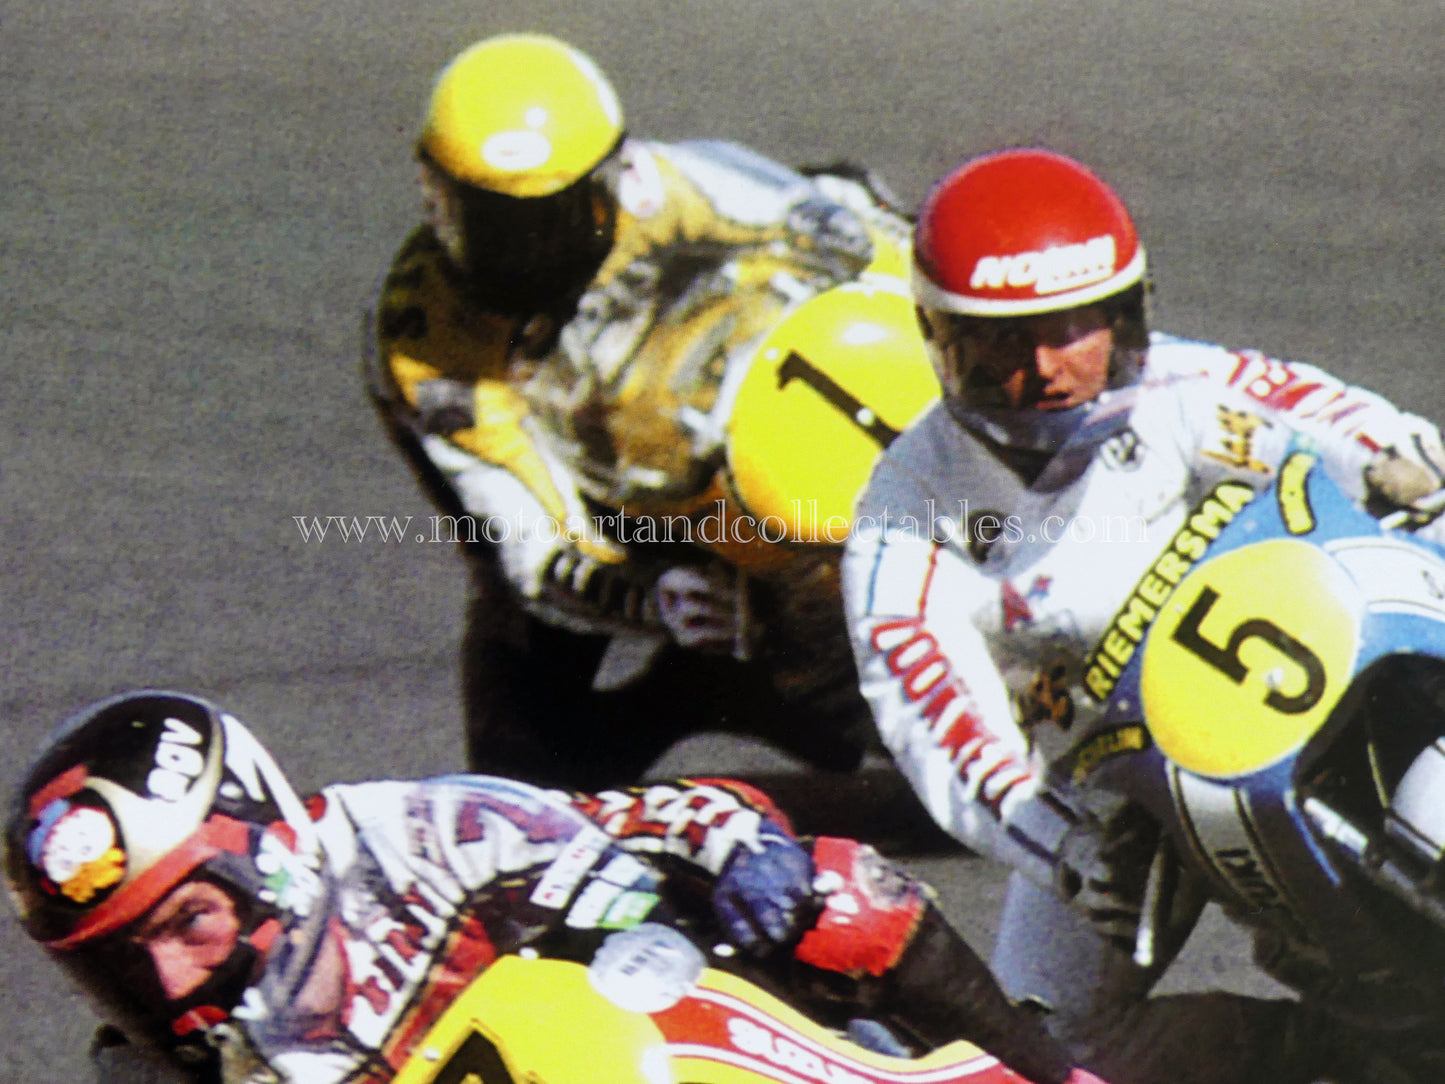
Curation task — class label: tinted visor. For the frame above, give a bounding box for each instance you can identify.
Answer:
[452,165,619,314]
[919,287,1145,405]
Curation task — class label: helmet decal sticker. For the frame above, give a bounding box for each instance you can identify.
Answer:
[253,827,322,917]
[969,234,1118,297]
[219,714,318,855]
[30,801,127,903]
[481,131,553,174]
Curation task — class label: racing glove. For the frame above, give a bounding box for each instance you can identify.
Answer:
[1364,443,1445,525]
[794,839,1083,1084]
[713,823,818,954]
[653,564,747,654]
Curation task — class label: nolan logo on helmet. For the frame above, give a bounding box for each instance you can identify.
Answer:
[969,234,1117,297]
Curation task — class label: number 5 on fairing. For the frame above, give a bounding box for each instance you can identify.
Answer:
[1171,586,1327,714]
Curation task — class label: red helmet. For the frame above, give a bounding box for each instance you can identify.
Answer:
[911,149,1150,424]
[913,148,1146,317]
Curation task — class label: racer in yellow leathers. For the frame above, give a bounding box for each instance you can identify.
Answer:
[364,33,936,788]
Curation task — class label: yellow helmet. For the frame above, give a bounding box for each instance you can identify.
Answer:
[419,33,624,198]
[415,34,625,313]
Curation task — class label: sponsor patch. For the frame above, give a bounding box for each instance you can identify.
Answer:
[1085,479,1256,701]
[530,827,611,909]
[565,852,661,929]
[1202,406,1272,474]
[588,923,704,1013]
[599,891,659,930]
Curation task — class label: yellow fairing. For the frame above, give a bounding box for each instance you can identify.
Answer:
[1140,539,1365,779]
[726,281,938,540]
[394,956,665,1084]
[394,956,1000,1084]
[419,34,624,197]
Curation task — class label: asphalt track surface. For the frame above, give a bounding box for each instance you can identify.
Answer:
[3,1,1443,1080]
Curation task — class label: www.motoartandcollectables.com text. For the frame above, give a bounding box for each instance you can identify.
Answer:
[292,500,1152,547]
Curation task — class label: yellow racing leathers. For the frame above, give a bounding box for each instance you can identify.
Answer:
[365,138,905,790]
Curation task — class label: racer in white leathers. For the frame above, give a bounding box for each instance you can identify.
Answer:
[5,691,1106,1084]
[365,33,894,788]
[841,149,1445,1084]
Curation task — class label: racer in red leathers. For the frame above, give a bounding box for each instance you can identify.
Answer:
[5,690,1106,1084]
[841,148,1445,1084]
[365,33,904,789]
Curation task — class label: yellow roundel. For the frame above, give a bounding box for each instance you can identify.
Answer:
[1140,539,1363,779]
[394,956,667,1084]
[418,34,624,197]
[726,282,938,540]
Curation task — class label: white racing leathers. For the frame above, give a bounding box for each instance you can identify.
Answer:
[844,332,1445,879]
[843,333,1445,1080]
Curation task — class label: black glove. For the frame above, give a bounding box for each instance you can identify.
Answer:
[1054,804,1160,950]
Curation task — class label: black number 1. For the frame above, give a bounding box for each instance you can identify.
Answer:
[776,352,901,447]
[1171,587,1326,714]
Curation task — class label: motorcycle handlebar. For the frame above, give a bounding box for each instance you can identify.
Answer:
[1303,796,1445,931]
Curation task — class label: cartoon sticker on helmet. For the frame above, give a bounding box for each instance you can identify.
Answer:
[29,801,127,903]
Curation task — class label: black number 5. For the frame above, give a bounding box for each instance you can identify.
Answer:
[1171,587,1326,714]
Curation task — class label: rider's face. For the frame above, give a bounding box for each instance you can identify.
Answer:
[941,304,1115,410]
[132,880,241,1002]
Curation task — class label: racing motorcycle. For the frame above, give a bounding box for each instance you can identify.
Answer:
[518,141,938,560]
[1075,443,1445,1065]
[390,923,1045,1084]
[510,141,940,696]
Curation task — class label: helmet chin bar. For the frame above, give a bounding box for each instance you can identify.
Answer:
[236,863,342,1049]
